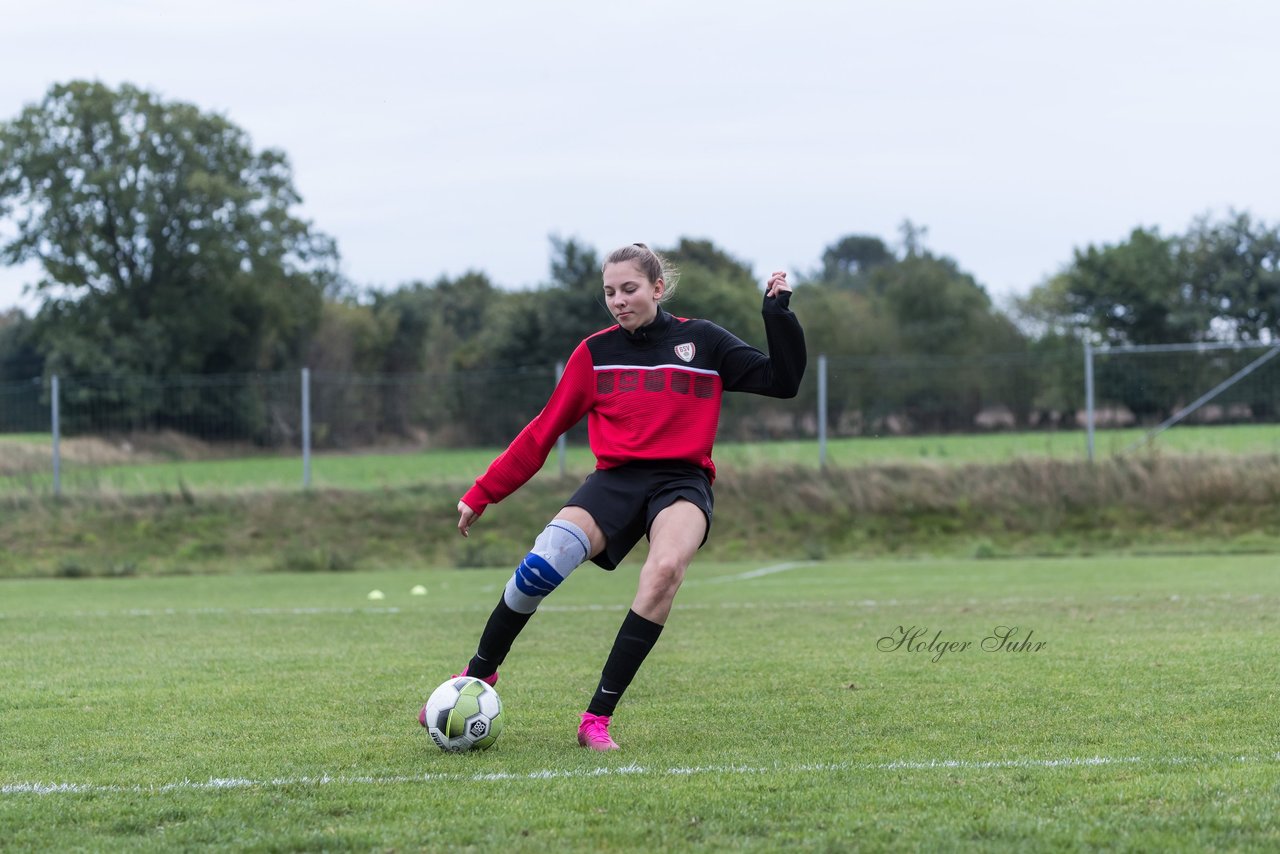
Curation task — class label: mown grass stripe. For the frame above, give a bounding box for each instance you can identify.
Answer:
[5,589,1274,622]
[6,753,1278,796]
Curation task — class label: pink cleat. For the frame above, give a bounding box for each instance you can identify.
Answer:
[453,665,498,687]
[577,712,619,751]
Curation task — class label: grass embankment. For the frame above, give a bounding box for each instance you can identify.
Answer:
[2,452,1278,579]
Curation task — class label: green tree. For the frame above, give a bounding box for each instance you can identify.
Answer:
[790,286,892,433]
[369,272,498,373]
[802,227,1039,433]
[1176,211,1280,420]
[1020,213,1280,347]
[373,272,506,443]
[866,252,1030,430]
[0,309,40,381]
[478,237,607,374]
[454,238,613,445]
[820,234,894,285]
[0,81,335,435]
[1025,227,1198,346]
[1016,229,1188,421]
[0,309,45,432]
[661,238,761,347]
[1017,217,1280,422]
[1179,211,1280,343]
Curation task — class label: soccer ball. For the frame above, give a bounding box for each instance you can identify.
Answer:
[418,676,504,751]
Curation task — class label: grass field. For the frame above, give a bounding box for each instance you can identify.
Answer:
[2,423,1279,496]
[3,554,1278,851]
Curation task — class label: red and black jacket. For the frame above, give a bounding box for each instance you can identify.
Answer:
[462,291,806,515]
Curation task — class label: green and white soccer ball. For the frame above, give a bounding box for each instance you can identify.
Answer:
[419,676,504,751]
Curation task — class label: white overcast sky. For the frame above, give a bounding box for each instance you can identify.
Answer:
[2,0,1277,314]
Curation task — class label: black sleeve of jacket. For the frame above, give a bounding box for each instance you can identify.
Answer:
[716,290,807,398]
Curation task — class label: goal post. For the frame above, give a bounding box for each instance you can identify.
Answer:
[1084,340,1280,459]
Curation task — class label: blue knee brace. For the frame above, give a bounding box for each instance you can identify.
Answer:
[503,520,591,614]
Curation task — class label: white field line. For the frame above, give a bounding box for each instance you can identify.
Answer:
[0,599,898,621]
[695,560,816,584]
[4,753,1277,797]
[0,606,408,619]
[0,559,843,623]
[0,565,1266,622]
[2,590,1266,621]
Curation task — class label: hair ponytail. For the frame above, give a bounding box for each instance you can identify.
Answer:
[602,243,681,302]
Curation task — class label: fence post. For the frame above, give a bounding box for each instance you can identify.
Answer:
[51,374,61,497]
[1083,340,1095,462]
[555,360,566,477]
[301,368,312,489]
[817,354,828,469]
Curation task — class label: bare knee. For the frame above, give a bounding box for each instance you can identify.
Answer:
[632,500,704,623]
[648,554,687,592]
[635,555,687,618]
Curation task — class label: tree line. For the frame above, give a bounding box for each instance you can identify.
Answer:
[1,81,1278,444]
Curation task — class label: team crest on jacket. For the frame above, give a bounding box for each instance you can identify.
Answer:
[674,342,696,362]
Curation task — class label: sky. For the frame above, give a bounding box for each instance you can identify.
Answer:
[2,0,1278,314]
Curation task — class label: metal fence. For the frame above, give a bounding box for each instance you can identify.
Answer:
[1084,341,1280,459]
[2,343,1278,494]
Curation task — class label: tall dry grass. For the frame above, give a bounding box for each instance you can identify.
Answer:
[712,453,1280,557]
[746,453,1280,515]
[3,453,1278,578]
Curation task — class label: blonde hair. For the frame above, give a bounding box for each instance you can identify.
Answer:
[602,243,681,303]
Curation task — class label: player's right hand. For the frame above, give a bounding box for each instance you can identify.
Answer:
[457,500,479,538]
[765,270,791,298]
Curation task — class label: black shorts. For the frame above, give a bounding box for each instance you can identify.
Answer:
[564,460,714,570]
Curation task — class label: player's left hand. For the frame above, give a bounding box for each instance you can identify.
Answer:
[765,270,791,298]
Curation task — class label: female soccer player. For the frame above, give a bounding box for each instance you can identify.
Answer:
[438,242,805,750]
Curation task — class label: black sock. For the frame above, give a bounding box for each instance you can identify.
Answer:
[587,609,664,717]
[467,597,533,679]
